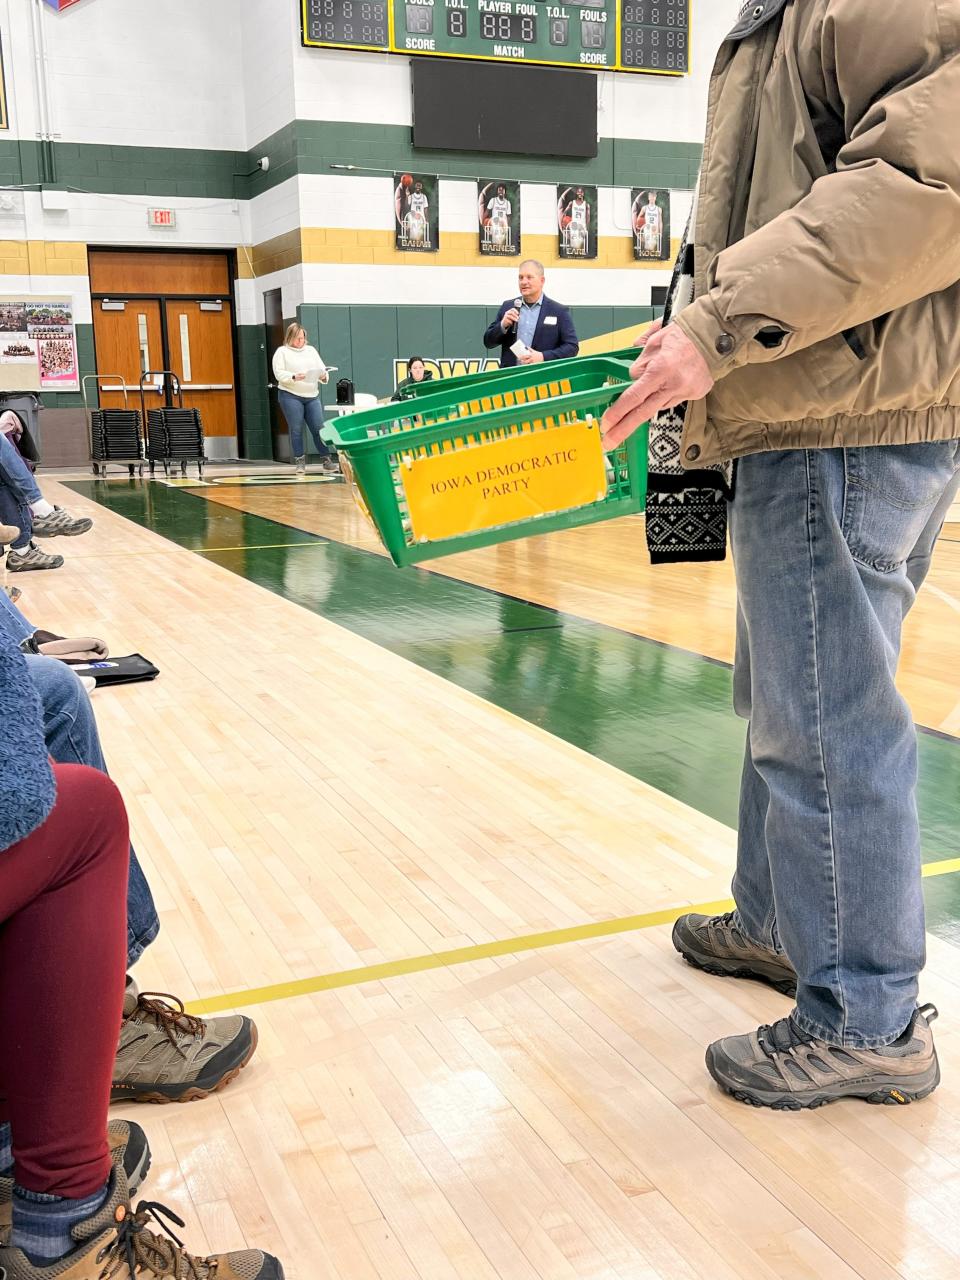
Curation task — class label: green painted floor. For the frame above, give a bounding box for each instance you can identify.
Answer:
[70,479,960,944]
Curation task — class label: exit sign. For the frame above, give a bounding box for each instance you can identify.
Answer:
[147,208,176,229]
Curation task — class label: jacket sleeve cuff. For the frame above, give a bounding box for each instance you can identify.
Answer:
[673,293,753,380]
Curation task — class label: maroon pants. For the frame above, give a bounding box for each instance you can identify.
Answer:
[0,764,128,1197]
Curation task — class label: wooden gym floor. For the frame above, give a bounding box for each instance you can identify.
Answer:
[19,472,960,1279]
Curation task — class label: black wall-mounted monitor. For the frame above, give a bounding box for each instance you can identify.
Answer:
[411,59,598,158]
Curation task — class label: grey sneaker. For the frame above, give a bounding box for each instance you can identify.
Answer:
[672,911,797,995]
[322,456,341,474]
[112,977,258,1103]
[706,1004,940,1110]
[0,1120,150,1244]
[5,542,63,572]
[294,455,306,475]
[31,505,93,537]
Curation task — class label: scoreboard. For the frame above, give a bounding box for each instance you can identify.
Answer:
[302,0,689,75]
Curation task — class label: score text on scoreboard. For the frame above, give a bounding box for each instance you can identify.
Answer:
[302,0,688,74]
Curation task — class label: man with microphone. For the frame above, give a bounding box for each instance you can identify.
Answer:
[483,260,579,367]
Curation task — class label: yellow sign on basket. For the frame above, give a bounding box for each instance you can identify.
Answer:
[401,420,607,544]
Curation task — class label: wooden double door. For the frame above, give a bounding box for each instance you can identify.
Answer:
[90,250,239,446]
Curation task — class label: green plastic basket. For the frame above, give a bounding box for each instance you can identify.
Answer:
[322,355,647,568]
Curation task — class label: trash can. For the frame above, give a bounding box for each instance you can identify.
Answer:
[0,392,43,459]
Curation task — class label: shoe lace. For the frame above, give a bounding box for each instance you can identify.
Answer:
[132,991,206,1051]
[756,1015,815,1060]
[111,1199,213,1278]
[701,911,739,941]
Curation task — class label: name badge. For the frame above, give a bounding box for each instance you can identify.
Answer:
[544,316,558,326]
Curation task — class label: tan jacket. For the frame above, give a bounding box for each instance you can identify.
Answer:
[674,0,960,468]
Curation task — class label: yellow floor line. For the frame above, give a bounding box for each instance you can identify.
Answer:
[922,856,960,879]
[185,897,735,1015]
[58,542,325,560]
[199,542,325,552]
[186,853,960,1016]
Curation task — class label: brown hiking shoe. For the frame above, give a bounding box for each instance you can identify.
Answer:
[31,506,93,538]
[0,1165,284,1279]
[672,910,797,995]
[706,1004,941,1110]
[0,1120,150,1245]
[112,977,257,1104]
[6,542,63,572]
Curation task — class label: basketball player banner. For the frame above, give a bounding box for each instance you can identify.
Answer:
[477,179,520,258]
[556,184,598,261]
[631,188,671,261]
[394,172,439,253]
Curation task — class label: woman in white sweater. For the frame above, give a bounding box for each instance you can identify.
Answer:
[272,323,338,474]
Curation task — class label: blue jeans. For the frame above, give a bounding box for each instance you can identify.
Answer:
[730,441,960,1047]
[0,431,41,549]
[0,584,33,641]
[277,390,330,459]
[23,654,160,967]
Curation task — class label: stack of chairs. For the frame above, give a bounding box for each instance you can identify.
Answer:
[89,407,144,476]
[146,407,205,474]
[90,408,143,465]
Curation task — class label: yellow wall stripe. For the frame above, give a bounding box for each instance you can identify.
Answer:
[0,234,673,282]
[579,321,655,356]
[233,231,681,277]
[299,229,681,271]
[0,240,89,277]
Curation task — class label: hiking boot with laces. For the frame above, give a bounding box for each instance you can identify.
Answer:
[0,1121,151,1245]
[706,1004,940,1110]
[31,506,93,538]
[672,910,797,995]
[0,1165,284,1279]
[5,543,63,572]
[112,977,257,1104]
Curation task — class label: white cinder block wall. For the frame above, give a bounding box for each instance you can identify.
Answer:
[0,0,737,313]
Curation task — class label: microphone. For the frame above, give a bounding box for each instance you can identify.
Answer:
[512,297,522,331]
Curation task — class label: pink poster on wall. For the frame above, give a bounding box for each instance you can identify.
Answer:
[26,303,78,389]
[37,334,78,386]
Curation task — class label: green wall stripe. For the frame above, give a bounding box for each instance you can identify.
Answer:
[237,324,273,459]
[249,121,701,196]
[0,138,244,201]
[0,126,701,203]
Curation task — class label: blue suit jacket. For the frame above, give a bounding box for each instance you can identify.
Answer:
[483,295,579,368]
